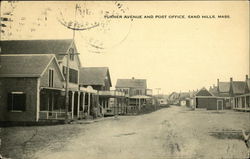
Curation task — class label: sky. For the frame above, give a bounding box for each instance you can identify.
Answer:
[1,1,249,94]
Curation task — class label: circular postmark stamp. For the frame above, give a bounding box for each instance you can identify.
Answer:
[56,1,132,54]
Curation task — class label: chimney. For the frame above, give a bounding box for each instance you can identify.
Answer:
[246,75,248,81]
[132,77,135,80]
[230,77,233,82]
[217,79,219,87]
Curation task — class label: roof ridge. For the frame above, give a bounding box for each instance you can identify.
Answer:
[1,39,73,41]
[0,54,54,56]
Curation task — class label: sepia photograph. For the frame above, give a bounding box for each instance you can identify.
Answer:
[0,1,249,159]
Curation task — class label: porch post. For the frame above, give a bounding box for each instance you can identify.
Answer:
[245,96,247,111]
[36,78,41,122]
[82,92,85,115]
[71,91,75,119]
[88,93,91,115]
[77,92,80,118]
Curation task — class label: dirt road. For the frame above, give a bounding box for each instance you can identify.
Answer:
[1,106,250,159]
[33,106,249,159]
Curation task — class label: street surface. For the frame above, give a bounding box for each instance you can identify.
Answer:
[1,106,250,159]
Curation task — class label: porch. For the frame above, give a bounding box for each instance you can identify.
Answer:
[233,93,250,112]
[39,86,99,121]
[99,90,126,116]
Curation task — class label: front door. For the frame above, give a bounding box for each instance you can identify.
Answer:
[217,100,223,110]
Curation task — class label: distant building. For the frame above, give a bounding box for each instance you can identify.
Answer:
[79,67,126,116]
[232,75,250,111]
[116,77,151,113]
[209,76,248,110]
[194,87,225,110]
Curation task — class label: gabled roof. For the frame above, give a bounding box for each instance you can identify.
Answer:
[79,67,112,87]
[0,54,64,79]
[232,81,246,94]
[168,92,179,100]
[1,39,72,55]
[218,82,230,93]
[179,92,190,100]
[116,78,147,89]
[247,79,250,91]
[0,39,80,63]
[209,86,219,96]
[195,87,214,96]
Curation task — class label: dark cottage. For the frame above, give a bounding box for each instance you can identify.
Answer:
[195,87,225,110]
[0,54,65,123]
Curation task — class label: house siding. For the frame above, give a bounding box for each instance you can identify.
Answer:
[61,56,79,89]
[196,97,225,110]
[196,98,217,110]
[0,77,38,122]
[40,59,64,88]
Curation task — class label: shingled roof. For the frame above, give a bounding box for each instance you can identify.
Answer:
[196,87,214,96]
[231,81,247,94]
[0,54,63,78]
[218,82,230,93]
[0,39,76,60]
[116,78,147,89]
[209,86,219,96]
[79,67,112,86]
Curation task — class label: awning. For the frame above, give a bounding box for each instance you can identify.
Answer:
[98,90,125,97]
[40,87,65,91]
[130,95,152,99]
[80,86,98,94]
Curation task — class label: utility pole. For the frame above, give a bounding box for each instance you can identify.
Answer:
[155,88,161,110]
[60,3,99,123]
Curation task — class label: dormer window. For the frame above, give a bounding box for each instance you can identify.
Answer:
[69,48,74,61]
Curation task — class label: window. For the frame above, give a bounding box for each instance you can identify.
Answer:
[69,68,78,84]
[7,92,26,111]
[49,69,54,87]
[136,89,142,95]
[69,48,74,61]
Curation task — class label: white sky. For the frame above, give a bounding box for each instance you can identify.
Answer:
[1,1,249,94]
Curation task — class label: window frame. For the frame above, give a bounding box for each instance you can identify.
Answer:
[48,68,54,87]
[7,92,26,112]
[69,48,74,61]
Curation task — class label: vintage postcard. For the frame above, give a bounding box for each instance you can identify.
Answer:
[0,1,249,159]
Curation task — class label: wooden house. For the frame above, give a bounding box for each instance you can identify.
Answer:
[194,87,225,110]
[232,75,250,111]
[0,54,65,123]
[115,77,151,113]
[0,39,87,121]
[79,67,111,116]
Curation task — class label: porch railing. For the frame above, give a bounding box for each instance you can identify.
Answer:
[39,111,73,120]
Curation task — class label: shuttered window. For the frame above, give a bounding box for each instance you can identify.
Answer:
[7,92,26,111]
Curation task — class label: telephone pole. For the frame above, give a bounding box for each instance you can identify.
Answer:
[61,3,99,123]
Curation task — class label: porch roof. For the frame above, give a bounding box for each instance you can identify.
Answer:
[40,87,65,91]
[130,95,152,99]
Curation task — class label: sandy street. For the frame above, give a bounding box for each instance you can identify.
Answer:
[1,106,250,159]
